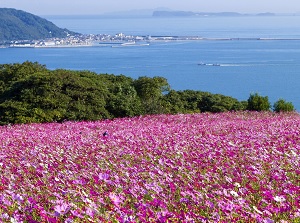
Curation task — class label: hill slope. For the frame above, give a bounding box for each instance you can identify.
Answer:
[0,8,77,41]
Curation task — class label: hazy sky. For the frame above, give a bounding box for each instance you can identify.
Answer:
[1,0,299,15]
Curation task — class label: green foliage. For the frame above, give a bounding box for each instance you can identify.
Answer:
[292,217,300,223]
[175,90,202,113]
[163,90,190,114]
[0,62,111,124]
[134,76,170,114]
[198,93,243,113]
[105,75,142,117]
[0,100,32,124]
[247,93,271,111]
[164,90,245,114]
[0,8,77,41]
[273,99,295,112]
[0,62,295,125]
[0,61,47,86]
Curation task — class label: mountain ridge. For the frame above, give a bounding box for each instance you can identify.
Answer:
[0,8,78,42]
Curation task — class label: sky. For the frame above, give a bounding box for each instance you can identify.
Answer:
[1,0,299,15]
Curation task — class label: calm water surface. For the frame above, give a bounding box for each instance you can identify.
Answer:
[1,16,300,109]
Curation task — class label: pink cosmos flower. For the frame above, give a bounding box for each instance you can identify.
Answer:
[85,207,95,218]
[263,218,274,223]
[294,210,300,217]
[71,209,84,218]
[109,192,123,207]
[54,201,70,216]
[1,112,300,221]
[12,193,23,202]
[99,173,110,181]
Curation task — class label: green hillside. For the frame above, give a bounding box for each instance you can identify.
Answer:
[0,8,78,41]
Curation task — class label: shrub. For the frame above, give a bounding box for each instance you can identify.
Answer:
[273,99,295,112]
[247,93,271,111]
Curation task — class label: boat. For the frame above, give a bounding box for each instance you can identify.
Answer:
[198,62,206,66]
[121,41,136,46]
[198,62,221,66]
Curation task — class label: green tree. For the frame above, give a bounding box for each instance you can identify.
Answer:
[51,69,111,121]
[273,99,295,112]
[163,90,186,114]
[0,61,47,88]
[178,90,202,113]
[0,100,31,124]
[198,93,244,113]
[134,76,170,114]
[0,65,112,124]
[106,75,142,117]
[247,93,271,111]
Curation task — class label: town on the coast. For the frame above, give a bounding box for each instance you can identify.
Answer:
[6,33,297,48]
[6,33,204,48]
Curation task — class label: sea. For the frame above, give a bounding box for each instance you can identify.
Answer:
[1,15,300,110]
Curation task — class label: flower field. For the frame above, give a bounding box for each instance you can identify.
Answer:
[0,112,300,222]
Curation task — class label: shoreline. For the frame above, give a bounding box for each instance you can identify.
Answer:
[2,37,300,49]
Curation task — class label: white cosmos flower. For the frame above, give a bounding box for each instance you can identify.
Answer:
[234,182,241,188]
[274,195,286,203]
[230,190,239,197]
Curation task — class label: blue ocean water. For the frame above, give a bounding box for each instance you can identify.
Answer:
[1,16,300,110]
[46,15,300,38]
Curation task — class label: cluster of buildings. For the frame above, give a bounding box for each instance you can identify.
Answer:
[6,33,206,48]
[7,33,152,48]
[3,32,296,48]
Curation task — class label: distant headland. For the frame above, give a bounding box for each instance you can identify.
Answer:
[0,8,78,42]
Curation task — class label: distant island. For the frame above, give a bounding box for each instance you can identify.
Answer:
[152,11,276,17]
[0,8,78,43]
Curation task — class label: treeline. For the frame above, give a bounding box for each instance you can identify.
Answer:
[0,62,295,125]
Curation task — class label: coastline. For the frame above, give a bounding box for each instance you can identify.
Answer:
[3,36,300,49]
[0,36,300,49]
